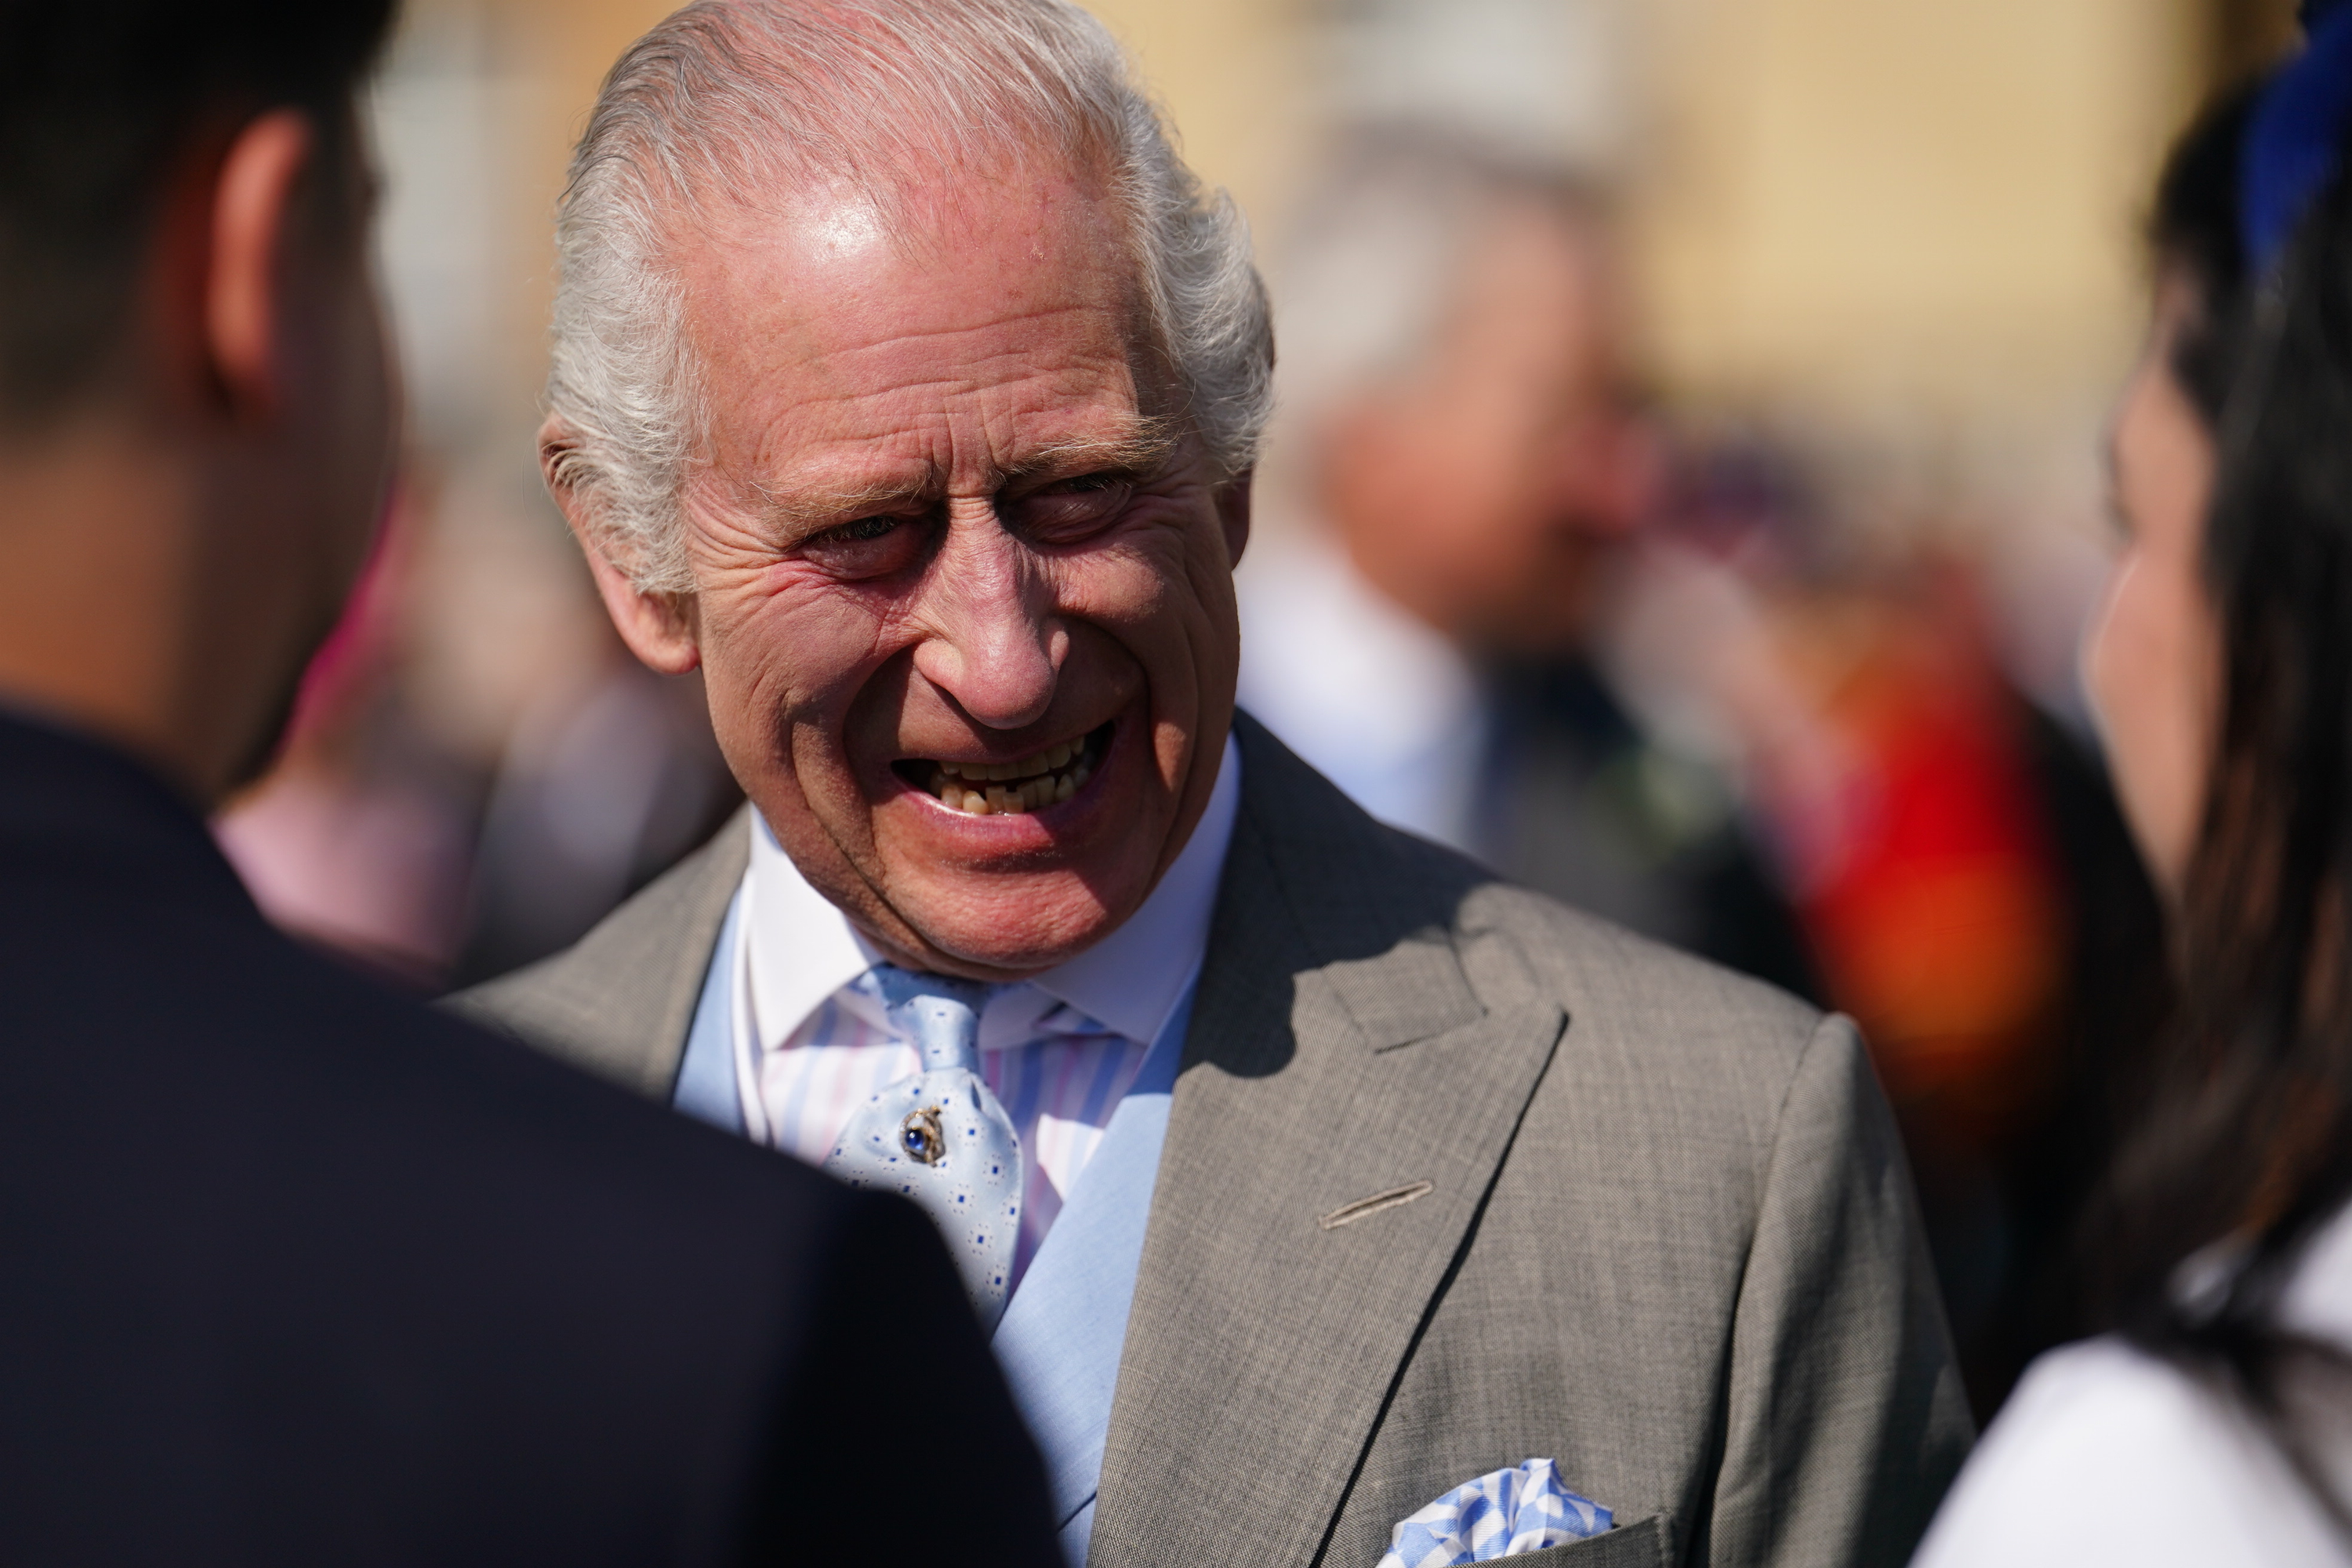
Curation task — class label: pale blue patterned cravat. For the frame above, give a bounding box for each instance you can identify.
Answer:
[822,965,1023,1331]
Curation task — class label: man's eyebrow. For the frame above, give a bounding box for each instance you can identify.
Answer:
[1000,420,1180,486]
[751,419,1181,533]
[756,477,938,534]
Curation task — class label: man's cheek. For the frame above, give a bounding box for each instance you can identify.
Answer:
[719,586,880,699]
[1074,539,1214,637]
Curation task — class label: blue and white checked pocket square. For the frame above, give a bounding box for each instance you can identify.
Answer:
[1377,1457,1612,1566]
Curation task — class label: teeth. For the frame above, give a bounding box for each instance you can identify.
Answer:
[927,733,1098,815]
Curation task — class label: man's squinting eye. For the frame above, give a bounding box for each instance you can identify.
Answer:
[1006,472,1136,543]
[799,513,927,578]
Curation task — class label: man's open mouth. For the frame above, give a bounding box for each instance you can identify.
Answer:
[897,721,1112,816]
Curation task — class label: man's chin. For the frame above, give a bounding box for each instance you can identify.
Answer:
[869,875,1141,978]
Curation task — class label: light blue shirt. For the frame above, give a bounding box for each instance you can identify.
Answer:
[673,740,1242,1564]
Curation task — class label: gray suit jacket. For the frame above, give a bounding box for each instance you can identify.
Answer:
[454,715,1970,1568]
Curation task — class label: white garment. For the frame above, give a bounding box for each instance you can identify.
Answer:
[1236,531,1490,854]
[726,735,1241,1293]
[1915,1203,2352,1566]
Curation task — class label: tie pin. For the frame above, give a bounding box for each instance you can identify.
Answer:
[899,1105,948,1165]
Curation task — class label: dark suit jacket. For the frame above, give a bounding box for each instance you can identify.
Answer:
[0,711,1058,1566]
[460,715,1972,1568]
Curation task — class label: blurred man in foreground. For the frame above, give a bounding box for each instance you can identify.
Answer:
[0,4,1055,1561]
[461,3,1968,1563]
[1241,133,1817,997]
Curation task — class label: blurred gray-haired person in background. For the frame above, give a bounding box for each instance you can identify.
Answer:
[459,3,1969,1563]
[1240,131,1817,1000]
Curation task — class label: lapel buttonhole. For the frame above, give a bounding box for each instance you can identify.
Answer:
[1317,1180,1435,1231]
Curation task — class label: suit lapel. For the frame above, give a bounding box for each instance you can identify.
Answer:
[1088,724,1566,1567]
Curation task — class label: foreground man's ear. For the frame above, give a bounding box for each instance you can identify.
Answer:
[204,110,317,421]
[539,412,702,674]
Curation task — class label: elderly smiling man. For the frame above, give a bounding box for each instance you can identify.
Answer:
[459,2,1970,1563]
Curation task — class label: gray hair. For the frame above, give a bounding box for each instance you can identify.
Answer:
[544,0,1274,592]
[1272,126,1610,425]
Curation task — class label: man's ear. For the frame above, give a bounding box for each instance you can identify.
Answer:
[1217,466,1254,569]
[539,413,702,675]
[205,110,316,419]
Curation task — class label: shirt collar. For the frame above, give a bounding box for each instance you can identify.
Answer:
[743,730,1243,1052]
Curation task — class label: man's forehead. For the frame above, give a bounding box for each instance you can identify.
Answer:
[673,168,1170,490]
[677,161,1137,346]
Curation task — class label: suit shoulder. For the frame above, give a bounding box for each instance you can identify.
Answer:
[1232,712,1825,1067]
[448,807,751,1095]
[15,887,847,1242]
[306,938,829,1199]
[1466,877,1821,1047]
[1460,876,1860,1184]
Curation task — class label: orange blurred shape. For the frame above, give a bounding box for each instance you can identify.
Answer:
[1774,585,2069,1145]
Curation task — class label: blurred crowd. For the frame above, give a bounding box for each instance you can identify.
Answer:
[206,0,2270,1429]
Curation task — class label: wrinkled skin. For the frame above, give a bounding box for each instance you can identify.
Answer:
[559,166,1248,979]
[2085,269,2223,899]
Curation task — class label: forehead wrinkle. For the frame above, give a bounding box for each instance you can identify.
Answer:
[705,306,1140,442]
[680,197,1146,365]
[797,312,1145,404]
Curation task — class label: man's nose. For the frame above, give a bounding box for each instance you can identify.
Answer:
[908,513,1065,732]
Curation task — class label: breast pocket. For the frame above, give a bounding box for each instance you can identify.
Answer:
[1481,1514,1666,1568]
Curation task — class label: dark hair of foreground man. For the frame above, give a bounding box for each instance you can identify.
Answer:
[0,4,1059,1562]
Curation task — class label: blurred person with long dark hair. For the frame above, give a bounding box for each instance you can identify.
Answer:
[1915,6,2352,1562]
[0,3,1057,1561]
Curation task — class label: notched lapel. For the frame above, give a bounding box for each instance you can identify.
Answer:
[1090,740,1571,1568]
[1093,989,1566,1568]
